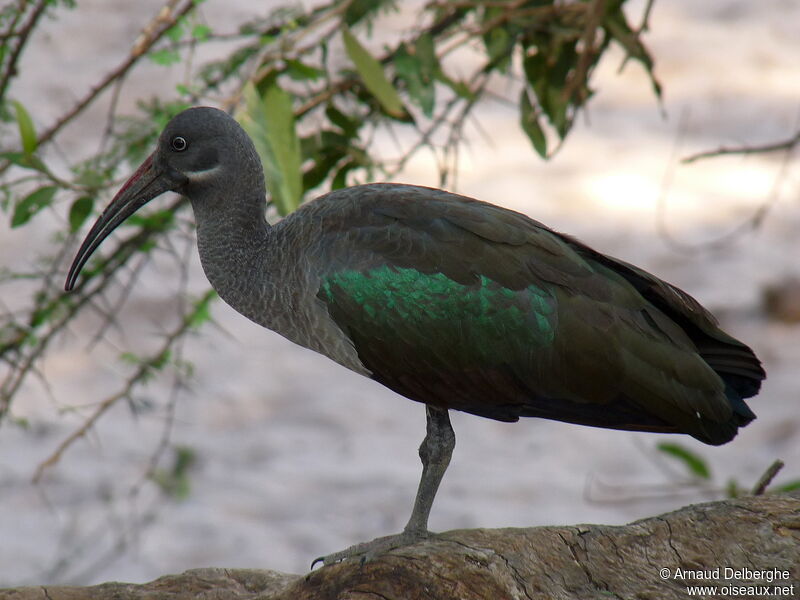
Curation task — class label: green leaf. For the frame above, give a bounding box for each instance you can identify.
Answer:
[150,445,196,501]
[725,478,741,499]
[483,25,512,72]
[343,0,397,27]
[166,23,183,42]
[191,24,211,41]
[12,101,37,156]
[342,27,406,119]
[68,196,94,233]
[332,160,357,190]
[120,351,140,365]
[523,40,579,139]
[325,104,360,137]
[302,150,343,191]
[0,151,48,172]
[150,48,181,66]
[656,442,711,480]
[173,445,196,476]
[395,43,435,118]
[285,59,324,81]
[30,294,69,328]
[438,74,473,100]
[11,186,57,228]
[151,349,172,370]
[301,127,356,191]
[126,209,175,232]
[520,90,547,158]
[10,416,29,429]
[773,479,800,493]
[303,134,359,191]
[189,290,217,329]
[237,82,302,216]
[402,34,438,117]
[523,52,547,99]
[415,33,437,78]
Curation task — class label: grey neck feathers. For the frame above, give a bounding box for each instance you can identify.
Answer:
[189,192,368,376]
[190,188,281,329]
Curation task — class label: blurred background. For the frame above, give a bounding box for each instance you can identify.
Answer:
[0,0,798,586]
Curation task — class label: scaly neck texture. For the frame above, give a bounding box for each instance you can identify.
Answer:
[191,190,284,330]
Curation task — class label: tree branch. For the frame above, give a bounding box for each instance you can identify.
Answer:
[2,492,797,599]
[682,130,800,164]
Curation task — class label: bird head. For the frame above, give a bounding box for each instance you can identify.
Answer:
[65,106,262,291]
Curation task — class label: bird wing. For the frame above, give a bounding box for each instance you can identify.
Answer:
[302,184,762,444]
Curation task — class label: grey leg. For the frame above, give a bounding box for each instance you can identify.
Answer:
[403,406,455,534]
[313,405,456,567]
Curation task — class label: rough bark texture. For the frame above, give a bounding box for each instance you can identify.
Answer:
[3,492,798,600]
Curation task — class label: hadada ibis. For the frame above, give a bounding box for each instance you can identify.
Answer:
[65,106,765,566]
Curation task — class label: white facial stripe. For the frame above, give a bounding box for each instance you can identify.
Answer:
[186,164,222,183]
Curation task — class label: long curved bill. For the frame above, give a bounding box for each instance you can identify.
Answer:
[65,154,175,291]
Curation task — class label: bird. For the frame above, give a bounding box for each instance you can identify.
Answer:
[65,106,765,566]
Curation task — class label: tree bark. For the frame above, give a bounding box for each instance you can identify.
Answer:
[3,492,798,600]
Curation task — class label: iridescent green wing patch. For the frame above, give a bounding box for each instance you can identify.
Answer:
[320,266,556,365]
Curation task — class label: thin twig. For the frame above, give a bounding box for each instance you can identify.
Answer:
[752,460,785,496]
[0,199,185,420]
[0,0,49,101]
[440,74,492,187]
[636,0,656,34]
[31,293,205,483]
[656,108,797,254]
[0,1,25,58]
[562,0,606,109]
[386,70,490,179]
[682,130,800,164]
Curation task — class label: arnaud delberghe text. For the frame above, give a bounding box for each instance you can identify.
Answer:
[671,567,791,583]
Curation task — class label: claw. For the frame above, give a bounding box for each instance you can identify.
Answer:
[311,408,450,570]
[311,530,432,569]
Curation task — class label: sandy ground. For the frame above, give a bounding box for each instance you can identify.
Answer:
[1,0,799,586]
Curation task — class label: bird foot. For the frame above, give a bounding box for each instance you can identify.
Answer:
[312,529,432,568]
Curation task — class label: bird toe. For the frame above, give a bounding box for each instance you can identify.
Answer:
[311,530,432,568]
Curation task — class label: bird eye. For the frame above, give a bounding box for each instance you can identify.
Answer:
[171,136,188,152]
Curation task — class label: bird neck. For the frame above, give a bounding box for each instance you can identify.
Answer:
[191,193,279,327]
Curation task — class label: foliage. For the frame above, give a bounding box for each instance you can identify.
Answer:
[238,81,302,216]
[150,445,197,500]
[652,443,798,499]
[656,442,712,481]
[585,443,798,507]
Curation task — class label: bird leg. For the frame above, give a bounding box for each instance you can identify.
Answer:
[313,406,455,567]
[404,405,455,535]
